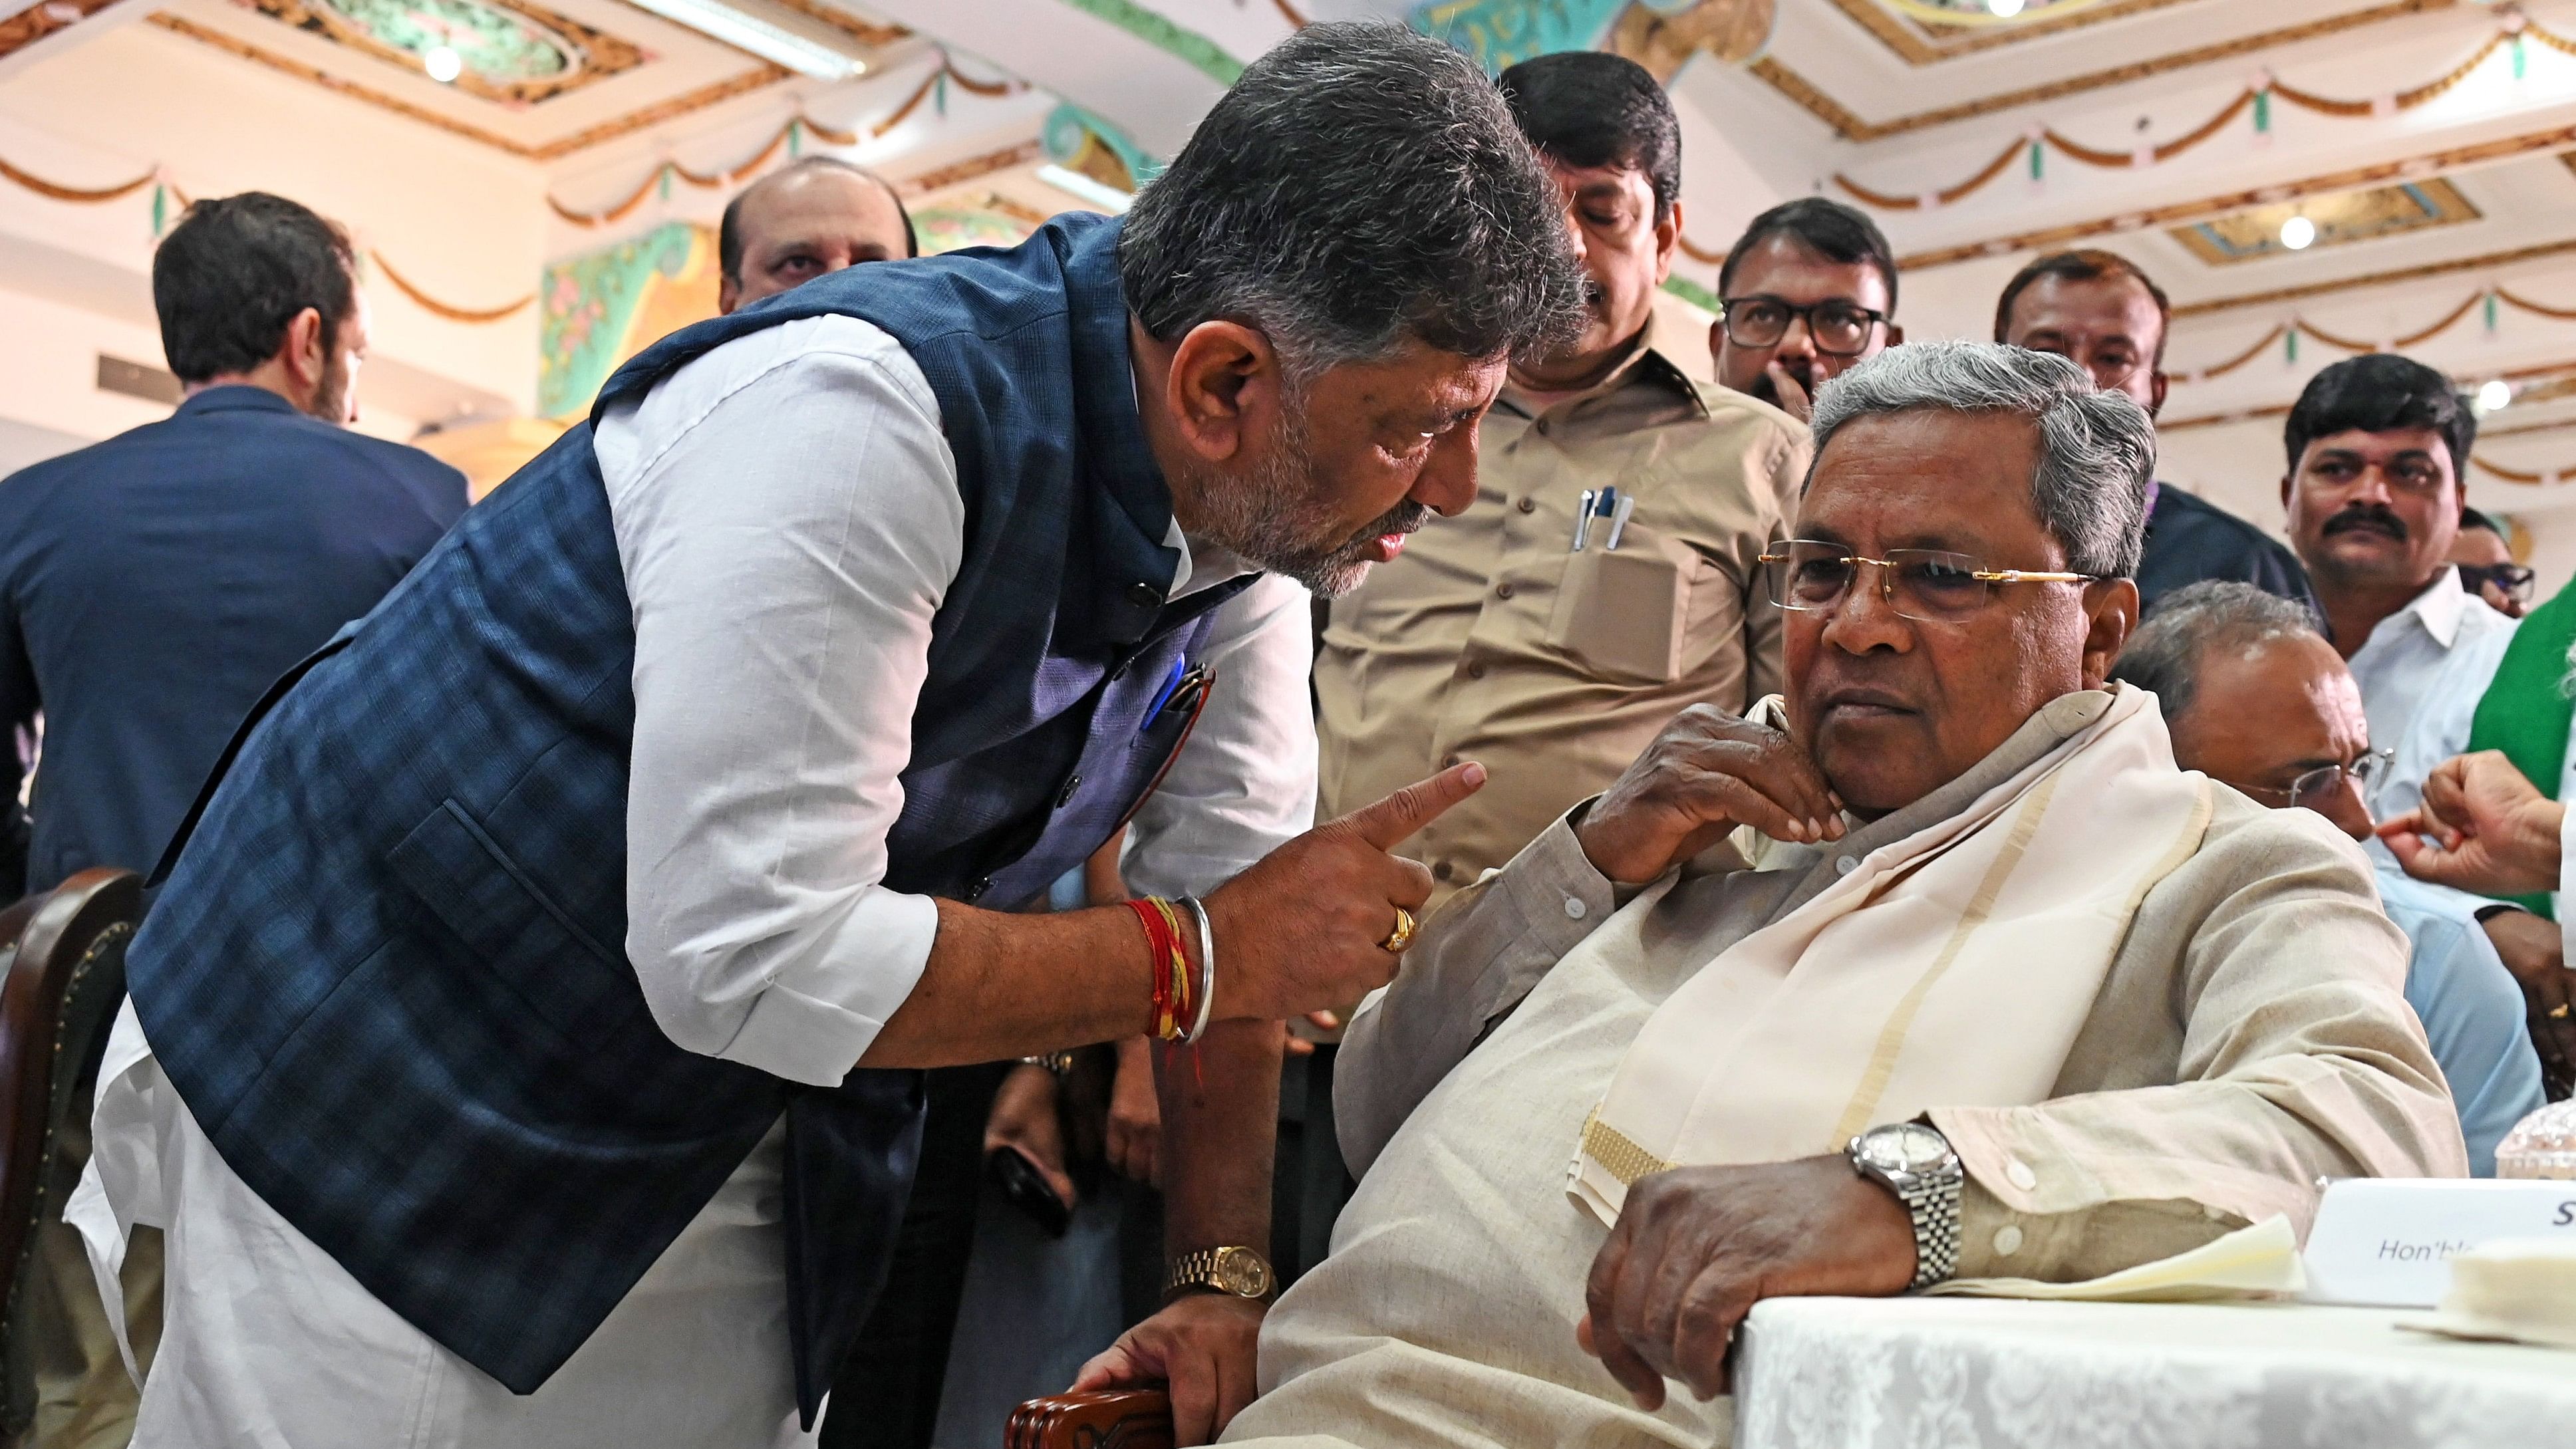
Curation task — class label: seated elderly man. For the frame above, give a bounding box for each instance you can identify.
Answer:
[2112,581,2543,1174]
[1112,342,2464,1448]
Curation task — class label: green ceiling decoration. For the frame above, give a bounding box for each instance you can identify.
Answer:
[1054,0,1243,86]
[323,0,566,78]
[1409,0,1626,73]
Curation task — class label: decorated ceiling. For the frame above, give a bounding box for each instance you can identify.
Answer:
[243,0,644,103]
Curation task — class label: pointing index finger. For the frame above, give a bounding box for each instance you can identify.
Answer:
[1339,761,1489,852]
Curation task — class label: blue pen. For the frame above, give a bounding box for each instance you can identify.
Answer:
[1139,656,1189,731]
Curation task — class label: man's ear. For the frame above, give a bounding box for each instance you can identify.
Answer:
[1651,198,1680,284]
[1163,320,1280,466]
[1884,322,1906,348]
[717,275,741,315]
[2147,368,2168,418]
[2078,577,2140,688]
[279,307,326,395]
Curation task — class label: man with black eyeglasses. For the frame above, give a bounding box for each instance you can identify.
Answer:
[1709,198,1902,424]
[2452,507,2534,619]
[1996,249,2313,616]
[2114,581,2543,1170]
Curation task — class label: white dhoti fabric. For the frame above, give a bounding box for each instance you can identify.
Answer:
[69,1001,817,1449]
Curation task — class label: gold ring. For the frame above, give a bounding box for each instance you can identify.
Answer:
[1380,906,1416,954]
[2552,1003,2571,1020]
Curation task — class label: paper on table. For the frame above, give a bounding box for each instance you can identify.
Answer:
[1924,1214,2305,1303]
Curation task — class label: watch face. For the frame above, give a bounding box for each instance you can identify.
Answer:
[1215,1248,1274,1298]
[1865,1122,1951,1172]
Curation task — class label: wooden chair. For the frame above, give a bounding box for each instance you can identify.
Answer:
[0,869,144,1441]
[1004,1388,1175,1448]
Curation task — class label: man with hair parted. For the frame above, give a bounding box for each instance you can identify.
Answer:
[1996,249,2313,616]
[1315,49,1810,918]
[1708,196,1901,424]
[2114,581,2542,1172]
[68,25,1586,1448]
[1111,342,2466,1448]
[718,155,918,315]
[2450,506,2534,619]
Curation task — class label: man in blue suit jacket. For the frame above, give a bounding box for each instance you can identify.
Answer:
[0,192,466,898]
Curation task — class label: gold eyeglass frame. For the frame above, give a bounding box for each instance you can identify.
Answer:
[1758,544,2098,623]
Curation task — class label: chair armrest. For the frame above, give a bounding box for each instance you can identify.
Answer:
[1004,1387,1175,1449]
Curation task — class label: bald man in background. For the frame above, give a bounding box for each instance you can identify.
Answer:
[718,155,918,314]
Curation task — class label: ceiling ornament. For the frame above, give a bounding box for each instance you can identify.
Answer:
[2169,179,2478,265]
[1834,11,2558,211]
[1604,0,1772,82]
[1042,102,1158,193]
[1055,0,1242,85]
[1828,0,2196,65]
[145,13,789,159]
[2174,234,2576,319]
[912,191,1052,255]
[2168,283,2576,386]
[1876,0,2116,28]
[0,0,124,65]
[237,0,644,104]
[544,50,1015,227]
[1755,2,2449,144]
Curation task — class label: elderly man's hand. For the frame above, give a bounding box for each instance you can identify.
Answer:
[1576,705,1844,884]
[2479,909,2576,1092]
[1070,1291,1264,1446]
[1578,1156,1914,1408]
[2378,750,2564,897]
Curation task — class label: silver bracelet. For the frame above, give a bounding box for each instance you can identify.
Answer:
[1179,895,1216,1044]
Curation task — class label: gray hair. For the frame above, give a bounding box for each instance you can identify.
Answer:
[2110,581,2323,724]
[1808,340,2157,578]
[1118,23,1587,379]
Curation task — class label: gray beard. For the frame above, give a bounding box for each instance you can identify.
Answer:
[1182,407,1427,598]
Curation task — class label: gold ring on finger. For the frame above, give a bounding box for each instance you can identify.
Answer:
[2552,1003,2571,1020]
[1380,906,1416,954]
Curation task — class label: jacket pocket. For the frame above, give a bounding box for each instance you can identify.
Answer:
[1545,526,1691,684]
[387,799,633,1040]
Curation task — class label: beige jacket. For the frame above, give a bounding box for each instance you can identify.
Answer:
[1222,696,2465,1449]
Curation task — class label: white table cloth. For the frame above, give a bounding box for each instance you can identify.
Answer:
[1735,1297,2576,1449]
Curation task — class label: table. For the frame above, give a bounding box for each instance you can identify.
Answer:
[1733,1297,2576,1449]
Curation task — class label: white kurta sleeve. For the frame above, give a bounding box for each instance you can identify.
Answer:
[1119,571,1320,899]
[597,315,964,1087]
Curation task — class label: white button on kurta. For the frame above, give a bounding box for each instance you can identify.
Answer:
[1564,897,1588,920]
[1993,1224,2025,1256]
[2007,1159,2039,1191]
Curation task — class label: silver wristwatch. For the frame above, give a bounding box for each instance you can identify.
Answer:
[1846,1121,1962,1291]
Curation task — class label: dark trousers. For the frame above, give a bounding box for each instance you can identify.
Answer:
[823,1061,1010,1449]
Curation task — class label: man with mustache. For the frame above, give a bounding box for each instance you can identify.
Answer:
[2283,353,2515,829]
[1710,198,1902,425]
[69,26,1586,1446]
[1140,342,2462,1448]
[1316,50,1811,921]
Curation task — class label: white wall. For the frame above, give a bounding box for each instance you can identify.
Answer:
[0,21,546,453]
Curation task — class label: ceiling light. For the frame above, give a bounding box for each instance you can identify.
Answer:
[422,44,462,83]
[2279,215,2317,251]
[620,0,867,80]
[2478,378,2513,413]
[1987,0,2026,15]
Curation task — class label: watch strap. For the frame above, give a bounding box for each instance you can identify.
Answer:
[1891,1168,1961,1289]
[1163,1245,1274,1301]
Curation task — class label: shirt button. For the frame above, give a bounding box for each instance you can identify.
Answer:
[1056,774,1082,808]
[1495,583,1515,600]
[1442,754,1460,767]
[1993,1225,2025,1257]
[1434,860,1455,882]
[1834,855,1858,876]
[1564,896,1588,920]
[1516,497,1536,514]
[2006,1159,2038,1192]
[1127,581,1163,610]
[1466,662,1487,680]
[1534,420,1550,436]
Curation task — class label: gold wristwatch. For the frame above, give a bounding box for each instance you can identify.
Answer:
[1163,1245,1276,1301]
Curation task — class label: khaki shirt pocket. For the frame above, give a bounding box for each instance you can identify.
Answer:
[1544,525,1695,684]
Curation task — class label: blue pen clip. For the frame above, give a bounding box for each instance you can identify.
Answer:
[1139,656,1189,731]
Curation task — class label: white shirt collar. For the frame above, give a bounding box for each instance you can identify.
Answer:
[2394,567,2474,650]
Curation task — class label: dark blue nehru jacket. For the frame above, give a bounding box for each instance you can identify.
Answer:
[128,213,1249,1422]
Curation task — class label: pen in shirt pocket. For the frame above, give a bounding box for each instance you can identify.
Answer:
[1573,487,1624,552]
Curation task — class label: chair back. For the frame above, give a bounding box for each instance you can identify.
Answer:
[1004,1388,1173,1449]
[0,869,142,1436]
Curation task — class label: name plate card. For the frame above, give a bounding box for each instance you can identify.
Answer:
[2301,1178,2576,1307]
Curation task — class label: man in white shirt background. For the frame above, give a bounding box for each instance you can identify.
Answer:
[2283,353,2515,827]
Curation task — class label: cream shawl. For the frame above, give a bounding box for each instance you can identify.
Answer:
[1570,686,2213,1226]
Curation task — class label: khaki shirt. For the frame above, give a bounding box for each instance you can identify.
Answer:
[1222,696,2464,1449]
[1314,325,1807,900]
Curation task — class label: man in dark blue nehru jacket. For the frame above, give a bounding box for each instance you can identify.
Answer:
[0,193,465,898]
[70,22,1585,1449]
